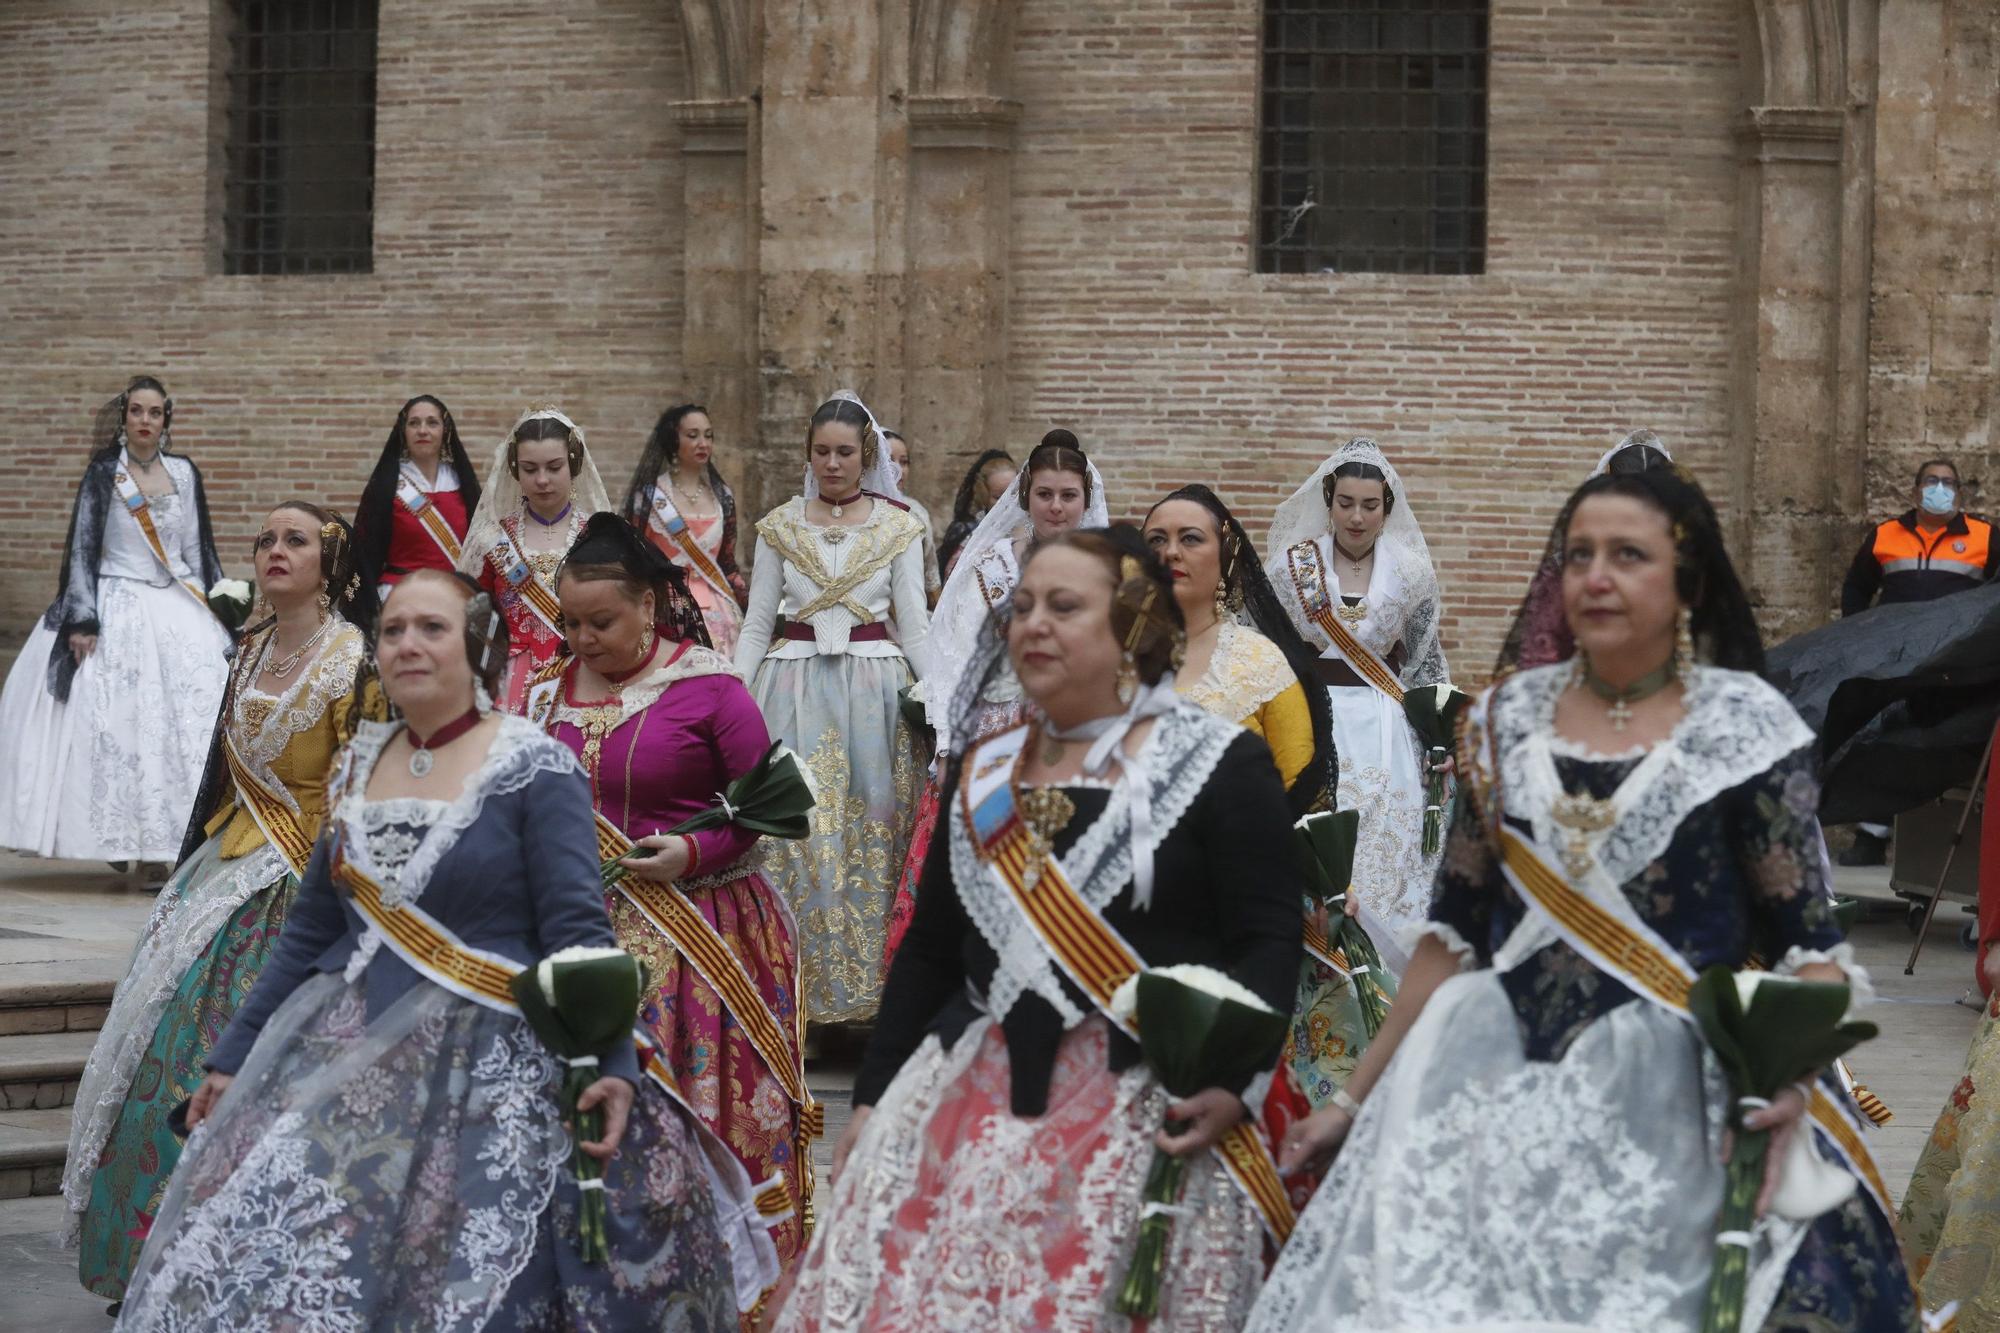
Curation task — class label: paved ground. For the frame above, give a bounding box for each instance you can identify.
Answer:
[0,853,1980,1329]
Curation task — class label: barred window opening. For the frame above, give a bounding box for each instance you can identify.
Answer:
[1258,0,1489,276]
[222,0,378,276]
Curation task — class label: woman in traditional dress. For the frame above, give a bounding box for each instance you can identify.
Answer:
[351,392,480,611]
[0,376,229,867]
[62,503,368,1308]
[118,570,753,1331]
[881,428,941,601]
[771,527,1304,1330]
[882,431,1107,965]
[733,392,931,1027]
[1267,438,1449,976]
[936,448,1018,577]
[460,405,611,711]
[1498,428,1675,674]
[1248,468,1916,1333]
[624,403,750,656]
[533,514,809,1278]
[1143,483,1374,1117]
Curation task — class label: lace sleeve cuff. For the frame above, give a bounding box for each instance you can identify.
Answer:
[1413,920,1478,965]
[1773,941,1876,1009]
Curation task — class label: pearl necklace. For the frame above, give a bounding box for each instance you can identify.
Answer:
[265,615,332,680]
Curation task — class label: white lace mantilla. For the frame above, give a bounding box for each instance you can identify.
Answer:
[331,714,580,909]
[1268,532,1448,688]
[948,706,1238,1027]
[1486,664,1815,893]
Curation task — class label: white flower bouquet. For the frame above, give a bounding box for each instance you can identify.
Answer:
[508,944,649,1262]
[206,577,254,631]
[1108,964,1288,1317]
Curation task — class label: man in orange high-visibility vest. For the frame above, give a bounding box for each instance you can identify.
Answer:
[1838,457,1997,865]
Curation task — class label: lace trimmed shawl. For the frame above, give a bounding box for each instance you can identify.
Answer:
[947,705,1240,1027]
[546,643,742,733]
[1480,663,1816,891]
[331,713,582,909]
[1269,531,1450,688]
[1183,621,1294,723]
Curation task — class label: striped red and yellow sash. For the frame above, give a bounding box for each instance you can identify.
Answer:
[396,471,464,564]
[647,486,736,608]
[222,737,318,878]
[1285,540,1404,703]
[112,466,210,611]
[594,814,809,1112]
[966,766,1296,1245]
[1493,823,1895,1224]
[492,525,564,634]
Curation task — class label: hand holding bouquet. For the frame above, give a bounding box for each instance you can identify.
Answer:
[1401,684,1469,854]
[207,577,254,632]
[1688,968,1877,1332]
[1108,964,1289,1317]
[603,741,815,886]
[509,945,649,1262]
[1293,810,1392,1037]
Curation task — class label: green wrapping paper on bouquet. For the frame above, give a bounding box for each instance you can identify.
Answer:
[1293,809,1392,1037]
[1107,965,1290,1317]
[508,946,650,1263]
[1401,683,1468,855]
[1687,967,1877,1333]
[603,740,816,885]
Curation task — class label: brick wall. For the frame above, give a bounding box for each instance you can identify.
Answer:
[1869,0,1999,530]
[1003,0,1744,678]
[0,0,690,641]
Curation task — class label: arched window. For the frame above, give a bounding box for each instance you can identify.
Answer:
[221,0,378,275]
[1258,0,1489,275]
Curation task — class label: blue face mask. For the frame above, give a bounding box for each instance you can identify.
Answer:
[1921,480,1958,515]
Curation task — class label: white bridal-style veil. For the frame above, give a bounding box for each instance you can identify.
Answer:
[924,451,1110,755]
[1267,437,1446,687]
[1590,427,1674,478]
[459,406,612,575]
[801,389,906,505]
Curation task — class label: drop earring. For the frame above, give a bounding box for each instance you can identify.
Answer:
[1116,651,1139,706]
[1674,607,1696,676]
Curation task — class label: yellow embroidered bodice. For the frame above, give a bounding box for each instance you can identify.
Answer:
[1182,621,1315,790]
[205,622,366,860]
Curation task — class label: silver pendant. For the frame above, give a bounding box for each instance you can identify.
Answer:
[409,748,434,778]
[830,503,844,518]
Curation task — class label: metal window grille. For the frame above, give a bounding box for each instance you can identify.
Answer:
[222,0,378,275]
[1258,0,1489,275]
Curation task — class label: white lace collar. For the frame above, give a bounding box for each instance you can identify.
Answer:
[229,622,364,811]
[1485,663,1814,890]
[331,712,581,907]
[548,642,741,732]
[948,704,1240,1028]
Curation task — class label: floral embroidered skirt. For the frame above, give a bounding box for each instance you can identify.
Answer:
[1283,940,1398,1113]
[1324,684,1439,978]
[117,973,738,1332]
[62,836,295,1299]
[748,653,920,1025]
[1247,971,1916,1333]
[770,1016,1265,1331]
[0,582,226,861]
[1903,987,2000,1324]
[607,865,810,1271]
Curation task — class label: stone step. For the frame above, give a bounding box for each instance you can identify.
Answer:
[0,1032,94,1112]
[0,974,116,1040]
[0,1106,73,1199]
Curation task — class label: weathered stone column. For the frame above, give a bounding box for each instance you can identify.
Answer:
[1731,0,1858,640]
[753,2,895,522]
[671,3,759,548]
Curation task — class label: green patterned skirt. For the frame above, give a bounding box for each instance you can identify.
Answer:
[63,835,297,1300]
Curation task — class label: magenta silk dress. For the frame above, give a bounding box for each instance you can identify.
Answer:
[541,642,811,1271]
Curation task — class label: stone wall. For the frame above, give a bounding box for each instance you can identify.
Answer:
[1869,0,1999,527]
[0,0,1975,681]
[0,0,690,634]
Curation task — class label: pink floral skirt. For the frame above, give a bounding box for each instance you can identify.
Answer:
[770,1016,1264,1331]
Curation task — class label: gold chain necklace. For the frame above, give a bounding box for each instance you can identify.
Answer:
[266,615,332,680]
